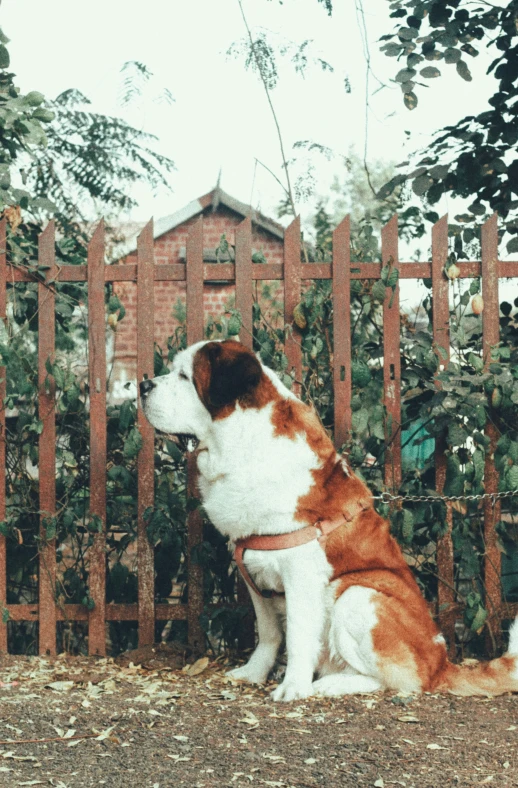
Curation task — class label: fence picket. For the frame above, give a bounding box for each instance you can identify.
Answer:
[186,218,204,651]
[0,218,6,652]
[38,221,58,655]
[235,217,253,351]
[234,217,255,646]
[332,216,352,449]
[432,215,456,655]
[137,220,156,646]
[87,221,107,655]
[284,217,302,396]
[381,215,402,492]
[481,214,502,649]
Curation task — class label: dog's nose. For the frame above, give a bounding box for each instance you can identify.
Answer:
[139,378,156,397]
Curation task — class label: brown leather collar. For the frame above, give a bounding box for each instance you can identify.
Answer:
[234,499,370,598]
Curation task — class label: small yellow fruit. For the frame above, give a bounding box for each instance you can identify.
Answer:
[108,313,118,331]
[471,295,484,315]
[293,303,307,329]
[446,263,460,280]
[491,387,502,408]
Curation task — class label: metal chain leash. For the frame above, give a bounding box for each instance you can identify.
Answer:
[372,489,518,504]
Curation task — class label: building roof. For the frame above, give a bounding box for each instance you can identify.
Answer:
[152,186,285,242]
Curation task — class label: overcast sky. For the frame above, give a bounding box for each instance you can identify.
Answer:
[3,0,497,229]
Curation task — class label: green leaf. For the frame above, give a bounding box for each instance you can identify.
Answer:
[227,312,242,336]
[32,107,55,123]
[88,515,103,533]
[351,361,371,388]
[371,280,386,302]
[456,60,472,82]
[166,439,183,462]
[123,427,143,459]
[118,399,133,431]
[420,67,441,79]
[507,465,518,491]
[413,174,433,196]
[444,48,461,64]
[43,517,57,541]
[0,44,10,69]
[395,68,417,83]
[468,352,483,373]
[24,91,45,107]
[444,455,463,496]
[506,237,518,254]
[401,510,414,543]
[404,91,418,110]
[352,408,369,434]
[470,605,487,633]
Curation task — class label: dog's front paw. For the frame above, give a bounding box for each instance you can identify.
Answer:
[226,665,268,684]
[271,678,312,703]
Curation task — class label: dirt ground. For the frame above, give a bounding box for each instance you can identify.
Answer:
[0,646,516,788]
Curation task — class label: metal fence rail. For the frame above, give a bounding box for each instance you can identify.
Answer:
[0,213,517,655]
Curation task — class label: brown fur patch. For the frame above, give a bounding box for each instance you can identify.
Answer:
[438,655,518,696]
[270,398,373,524]
[193,340,278,420]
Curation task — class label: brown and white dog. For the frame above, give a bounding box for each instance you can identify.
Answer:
[140,339,518,702]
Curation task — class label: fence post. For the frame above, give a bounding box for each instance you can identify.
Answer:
[332,216,352,449]
[284,217,302,397]
[481,213,502,652]
[137,220,156,646]
[235,217,253,352]
[87,221,107,655]
[0,218,7,652]
[234,217,255,648]
[38,221,58,656]
[432,215,456,656]
[186,217,205,652]
[381,215,402,493]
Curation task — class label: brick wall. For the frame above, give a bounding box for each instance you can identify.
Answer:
[110,205,284,398]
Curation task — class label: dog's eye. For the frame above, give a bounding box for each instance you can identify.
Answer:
[179,371,189,381]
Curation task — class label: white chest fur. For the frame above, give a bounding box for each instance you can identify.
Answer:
[196,402,320,540]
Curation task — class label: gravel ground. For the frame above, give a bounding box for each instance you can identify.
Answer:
[0,647,516,788]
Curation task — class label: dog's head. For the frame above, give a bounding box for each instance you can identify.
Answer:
[139,339,266,442]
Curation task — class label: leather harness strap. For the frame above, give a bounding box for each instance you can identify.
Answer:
[234,499,371,599]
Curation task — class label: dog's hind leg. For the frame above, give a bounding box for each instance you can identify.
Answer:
[326,585,425,696]
[227,594,282,684]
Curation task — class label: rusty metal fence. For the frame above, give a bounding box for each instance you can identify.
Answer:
[0,212,517,656]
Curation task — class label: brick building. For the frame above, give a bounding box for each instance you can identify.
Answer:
[110,187,284,396]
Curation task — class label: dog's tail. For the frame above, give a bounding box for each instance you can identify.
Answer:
[437,617,518,697]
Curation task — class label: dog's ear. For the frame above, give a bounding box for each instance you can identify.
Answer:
[194,340,262,412]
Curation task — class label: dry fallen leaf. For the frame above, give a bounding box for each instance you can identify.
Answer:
[45,681,74,693]
[186,657,209,677]
[94,725,116,741]
[239,711,259,728]
[426,743,448,750]
[398,715,419,723]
